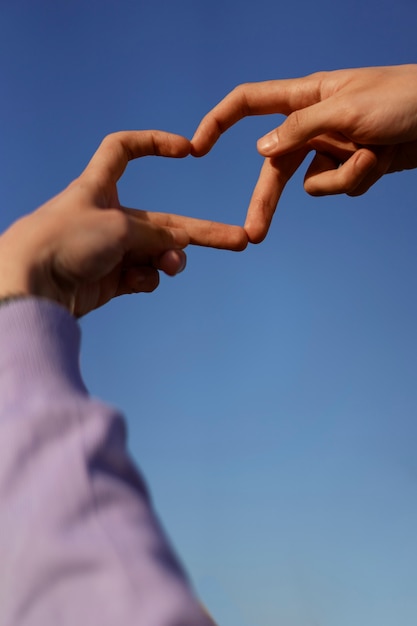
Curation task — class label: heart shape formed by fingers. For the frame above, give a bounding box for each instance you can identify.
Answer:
[85,128,361,253]
[84,130,248,252]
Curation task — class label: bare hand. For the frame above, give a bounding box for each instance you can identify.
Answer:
[192,65,417,243]
[0,131,247,316]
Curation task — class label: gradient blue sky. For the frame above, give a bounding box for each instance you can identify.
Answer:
[1,2,417,625]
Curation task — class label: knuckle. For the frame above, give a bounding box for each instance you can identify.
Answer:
[100,131,126,152]
[230,83,252,116]
[308,70,330,91]
[231,82,249,96]
[100,132,117,147]
[309,70,329,81]
[285,109,303,137]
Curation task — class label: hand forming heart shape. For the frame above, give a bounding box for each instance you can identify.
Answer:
[84,130,249,252]
[0,130,250,317]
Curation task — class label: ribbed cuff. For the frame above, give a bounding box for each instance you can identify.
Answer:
[0,298,87,411]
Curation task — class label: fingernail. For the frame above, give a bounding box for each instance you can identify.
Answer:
[176,251,187,274]
[257,132,279,156]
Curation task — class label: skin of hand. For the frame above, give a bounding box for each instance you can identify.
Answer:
[191,64,417,243]
[0,131,248,317]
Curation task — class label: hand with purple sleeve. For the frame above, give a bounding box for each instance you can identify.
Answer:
[0,131,225,625]
[0,130,247,317]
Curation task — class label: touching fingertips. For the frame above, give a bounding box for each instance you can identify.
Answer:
[190,121,218,157]
[190,136,209,157]
[244,221,268,244]
[244,199,272,244]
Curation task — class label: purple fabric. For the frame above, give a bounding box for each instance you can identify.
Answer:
[0,298,211,626]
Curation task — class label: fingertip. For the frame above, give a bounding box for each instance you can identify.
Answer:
[171,135,192,158]
[190,133,212,157]
[231,228,249,251]
[158,249,187,276]
[244,220,268,244]
[257,131,280,156]
[190,118,221,157]
[190,143,209,158]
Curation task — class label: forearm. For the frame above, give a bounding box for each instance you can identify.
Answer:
[0,298,210,626]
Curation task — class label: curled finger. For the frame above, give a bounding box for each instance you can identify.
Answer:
[83,131,191,185]
[155,249,187,276]
[304,148,378,196]
[346,145,397,196]
[117,266,161,295]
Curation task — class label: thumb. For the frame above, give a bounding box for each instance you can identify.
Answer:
[257,99,341,157]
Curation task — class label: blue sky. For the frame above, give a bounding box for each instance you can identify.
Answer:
[1,2,417,624]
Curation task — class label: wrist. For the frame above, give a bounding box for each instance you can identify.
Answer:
[0,253,72,313]
[0,268,38,302]
[0,268,74,315]
[0,215,70,308]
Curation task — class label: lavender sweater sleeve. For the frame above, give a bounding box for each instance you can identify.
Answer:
[0,299,210,626]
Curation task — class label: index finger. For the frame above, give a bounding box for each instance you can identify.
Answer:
[245,147,309,243]
[191,75,323,156]
[122,207,249,252]
[83,130,191,185]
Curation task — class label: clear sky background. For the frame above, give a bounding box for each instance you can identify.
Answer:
[1,2,417,625]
